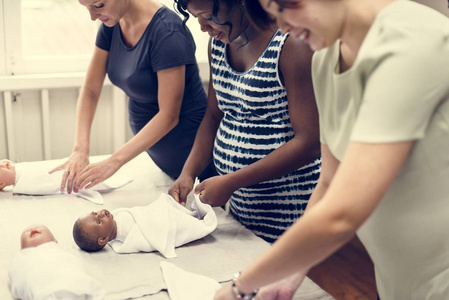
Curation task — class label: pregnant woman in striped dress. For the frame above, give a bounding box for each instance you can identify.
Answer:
[169,0,321,245]
[169,2,321,293]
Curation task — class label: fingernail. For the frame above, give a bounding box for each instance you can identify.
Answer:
[60,186,64,190]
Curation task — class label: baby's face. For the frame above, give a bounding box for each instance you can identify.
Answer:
[0,160,16,190]
[79,209,116,242]
[21,224,57,249]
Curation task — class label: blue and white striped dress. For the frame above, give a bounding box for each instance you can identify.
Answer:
[211,30,321,243]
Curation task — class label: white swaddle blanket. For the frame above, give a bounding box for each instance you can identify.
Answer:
[13,162,133,204]
[160,261,221,300]
[108,193,217,258]
[8,242,105,300]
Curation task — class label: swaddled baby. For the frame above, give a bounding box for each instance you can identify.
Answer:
[8,224,104,300]
[73,193,217,258]
[0,159,132,204]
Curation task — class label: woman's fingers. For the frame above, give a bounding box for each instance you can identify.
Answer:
[66,169,78,194]
[49,163,73,192]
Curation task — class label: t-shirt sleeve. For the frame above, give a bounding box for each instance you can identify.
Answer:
[351,31,449,143]
[150,23,197,72]
[95,24,114,51]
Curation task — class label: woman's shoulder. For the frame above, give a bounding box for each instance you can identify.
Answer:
[147,6,194,42]
[279,36,314,72]
[377,0,449,28]
[365,1,449,53]
[151,6,187,31]
[282,35,314,58]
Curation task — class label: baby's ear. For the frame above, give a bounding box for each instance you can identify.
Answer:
[98,236,109,246]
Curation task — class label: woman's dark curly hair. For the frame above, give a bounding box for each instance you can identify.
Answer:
[244,0,300,31]
[173,0,246,43]
[244,0,276,31]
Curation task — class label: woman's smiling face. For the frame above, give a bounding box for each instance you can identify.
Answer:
[186,0,246,44]
[258,0,344,51]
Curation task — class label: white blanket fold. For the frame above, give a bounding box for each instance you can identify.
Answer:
[12,162,133,204]
[8,242,104,300]
[108,193,217,258]
[160,261,221,300]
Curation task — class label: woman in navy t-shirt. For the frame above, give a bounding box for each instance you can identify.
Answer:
[51,0,216,193]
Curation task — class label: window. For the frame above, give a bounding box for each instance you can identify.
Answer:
[0,0,209,76]
[2,0,97,75]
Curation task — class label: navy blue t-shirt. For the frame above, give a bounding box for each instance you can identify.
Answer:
[96,7,212,179]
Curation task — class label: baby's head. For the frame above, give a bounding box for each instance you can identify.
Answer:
[0,159,16,190]
[73,209,117,252]
[20,224,57,249]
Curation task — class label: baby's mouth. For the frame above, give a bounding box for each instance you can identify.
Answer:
[30,230,40,238]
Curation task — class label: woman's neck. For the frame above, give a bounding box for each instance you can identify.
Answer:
[227,23,277,72]
[119,0,162,47]
[339,0,396,70]
[120,0,161,28]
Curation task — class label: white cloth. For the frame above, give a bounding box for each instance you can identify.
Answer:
[12,162,133,204]
[160,261,221,300]
[8,242,105,300]
[108,193,217,258]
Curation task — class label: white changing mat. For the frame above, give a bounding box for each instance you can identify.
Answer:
[0,153,333,300]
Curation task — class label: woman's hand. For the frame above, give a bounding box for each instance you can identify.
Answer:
[214,282,236,300]
[194,175,235,207]
[168,174,195,206]
[74,157,121,191]
[214,272,304,300]
[49,151,89,194]
[254,272,305,300]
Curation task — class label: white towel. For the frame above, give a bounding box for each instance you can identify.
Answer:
[12,162,133,204]
[108,193,217,258]
[8,242,105,300]
[160,261,221,300]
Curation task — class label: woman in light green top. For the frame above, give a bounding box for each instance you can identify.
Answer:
[214,0,449,299]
